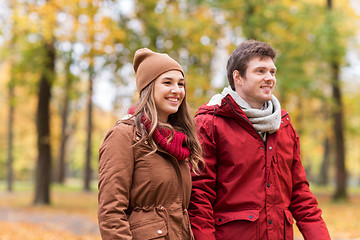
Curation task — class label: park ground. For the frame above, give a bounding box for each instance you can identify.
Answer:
[0,182,360,240]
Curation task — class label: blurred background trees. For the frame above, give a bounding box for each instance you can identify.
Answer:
[0,0,359,204]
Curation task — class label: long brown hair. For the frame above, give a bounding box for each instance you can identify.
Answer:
[128,80,204,173]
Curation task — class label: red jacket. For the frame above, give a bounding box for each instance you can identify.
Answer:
[188,94,330,240]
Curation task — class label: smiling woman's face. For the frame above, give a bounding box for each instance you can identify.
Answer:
[153,70,185,122]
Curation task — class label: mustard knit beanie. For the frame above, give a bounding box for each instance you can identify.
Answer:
[133,48,184,93]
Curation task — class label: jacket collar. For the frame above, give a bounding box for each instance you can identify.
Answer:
[196,93,291,131]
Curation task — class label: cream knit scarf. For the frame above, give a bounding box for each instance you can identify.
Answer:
[222,86,281,134]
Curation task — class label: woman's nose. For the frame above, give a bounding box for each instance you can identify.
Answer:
[171,85,180,93]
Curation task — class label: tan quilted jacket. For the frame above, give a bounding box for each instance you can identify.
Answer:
[98,120,194,240]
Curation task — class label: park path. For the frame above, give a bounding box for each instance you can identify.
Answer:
[1,206,359,240]
[0,207,100,236]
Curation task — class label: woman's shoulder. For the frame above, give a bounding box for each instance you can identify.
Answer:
[104,119,136,139]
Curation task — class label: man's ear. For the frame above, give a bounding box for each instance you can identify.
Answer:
[233,70,242,86]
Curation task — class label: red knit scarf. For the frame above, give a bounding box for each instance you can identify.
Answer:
[128,107,190,161]
[142,118,190,161]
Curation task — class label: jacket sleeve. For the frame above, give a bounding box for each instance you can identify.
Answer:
[98,124,134,240]
[289,129,331,240]
[188,114,217,240]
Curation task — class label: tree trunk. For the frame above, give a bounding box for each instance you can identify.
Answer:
[319,136,330,186]
[84,70,94,191]
[55,63,71,184]
[327,0,332,8]
[7,0,16,193]
[34,42,55,205]
[331,62,347,200]
[7,82,15,192]
[327,0,347,201]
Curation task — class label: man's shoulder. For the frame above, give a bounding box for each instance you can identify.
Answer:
[280,109,294,123]
[280,109,290,121]
[195,103,217,118]
[281,109,288,117]
[278,109,299,137]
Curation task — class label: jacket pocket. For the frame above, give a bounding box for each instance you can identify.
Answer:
[131,219,168,240]
[284,209,294,240]
[214,210,259,240]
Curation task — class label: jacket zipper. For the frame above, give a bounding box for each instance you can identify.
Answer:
[224,97,266,145]
[224,96,291,185]
[158,149,190,239]
[157,149,185,205]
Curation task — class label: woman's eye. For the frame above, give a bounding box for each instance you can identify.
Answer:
[178,82,185,87]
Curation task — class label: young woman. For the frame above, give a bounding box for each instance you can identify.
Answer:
[98,48,203,240]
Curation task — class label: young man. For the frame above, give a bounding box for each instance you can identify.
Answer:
[189,40,331,240]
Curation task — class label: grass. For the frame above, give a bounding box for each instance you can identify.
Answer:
[0,180,100,240]
[1,181,360,239]
[294,193,360,239]
[0,221,98,240]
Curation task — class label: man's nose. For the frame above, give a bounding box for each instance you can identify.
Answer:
[264,71,275,80]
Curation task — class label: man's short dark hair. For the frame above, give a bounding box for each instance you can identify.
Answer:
[226,39,277,90]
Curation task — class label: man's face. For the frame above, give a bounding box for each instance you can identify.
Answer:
[234,56,277,109]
